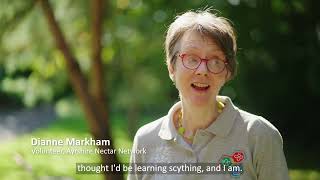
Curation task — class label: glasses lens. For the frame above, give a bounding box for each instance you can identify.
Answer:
[183,55,200,69]
[207,59,225,73]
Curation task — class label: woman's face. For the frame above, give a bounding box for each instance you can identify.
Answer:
[169,30,229,107]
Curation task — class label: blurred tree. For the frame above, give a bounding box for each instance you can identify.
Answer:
[38,0,123,179]
[0,0,123,179]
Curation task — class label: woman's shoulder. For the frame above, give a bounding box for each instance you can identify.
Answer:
[134,116,166,141]
[237,109,283,141]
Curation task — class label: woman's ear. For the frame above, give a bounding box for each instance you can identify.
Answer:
[224,70,232,83]
[168,64,175,81]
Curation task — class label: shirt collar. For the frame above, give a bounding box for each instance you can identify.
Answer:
[158,101,180,140]
[158,96,238,140]
[205,96,238,137]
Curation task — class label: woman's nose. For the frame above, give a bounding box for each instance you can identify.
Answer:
[195,60,209,76]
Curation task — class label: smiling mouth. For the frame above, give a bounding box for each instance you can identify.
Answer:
[191,82,210,91]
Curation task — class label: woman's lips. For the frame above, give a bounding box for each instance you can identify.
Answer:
[191,82,210,91]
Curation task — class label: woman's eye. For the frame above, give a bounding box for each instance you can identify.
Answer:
[211,59,221,65]
[188,55,199,61]
[191,58,198,62]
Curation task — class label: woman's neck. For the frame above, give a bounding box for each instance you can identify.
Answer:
[180,99,219,134]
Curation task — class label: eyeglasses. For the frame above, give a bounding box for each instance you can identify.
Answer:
[178,53,228,74]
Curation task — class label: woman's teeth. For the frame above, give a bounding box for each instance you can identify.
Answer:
[192,82,209,88]
[191,83,210,91]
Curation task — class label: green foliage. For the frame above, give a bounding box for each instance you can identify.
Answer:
[0,1,71,107]
[0,0,35,38]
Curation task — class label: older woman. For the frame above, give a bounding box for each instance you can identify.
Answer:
[128,9,289,180]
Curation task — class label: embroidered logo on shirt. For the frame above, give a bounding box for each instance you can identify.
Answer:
[219,150,245,178]
[231,151,245,163]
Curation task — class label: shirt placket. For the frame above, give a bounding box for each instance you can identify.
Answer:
[174,130,214,163]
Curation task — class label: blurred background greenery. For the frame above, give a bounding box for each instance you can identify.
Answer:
[0,0,319,179]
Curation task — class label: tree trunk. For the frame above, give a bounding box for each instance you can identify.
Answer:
[90,0,105,103]
[38,0,123,179]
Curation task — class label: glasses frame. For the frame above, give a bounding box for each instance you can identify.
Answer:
[178,53,228,74]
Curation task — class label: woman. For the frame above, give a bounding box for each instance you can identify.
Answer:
[128,9,289,180]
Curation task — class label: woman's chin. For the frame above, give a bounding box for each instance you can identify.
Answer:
[187,96,214,106]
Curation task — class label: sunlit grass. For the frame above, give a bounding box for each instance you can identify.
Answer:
[290,169,320,180]
[0,115,132,180]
